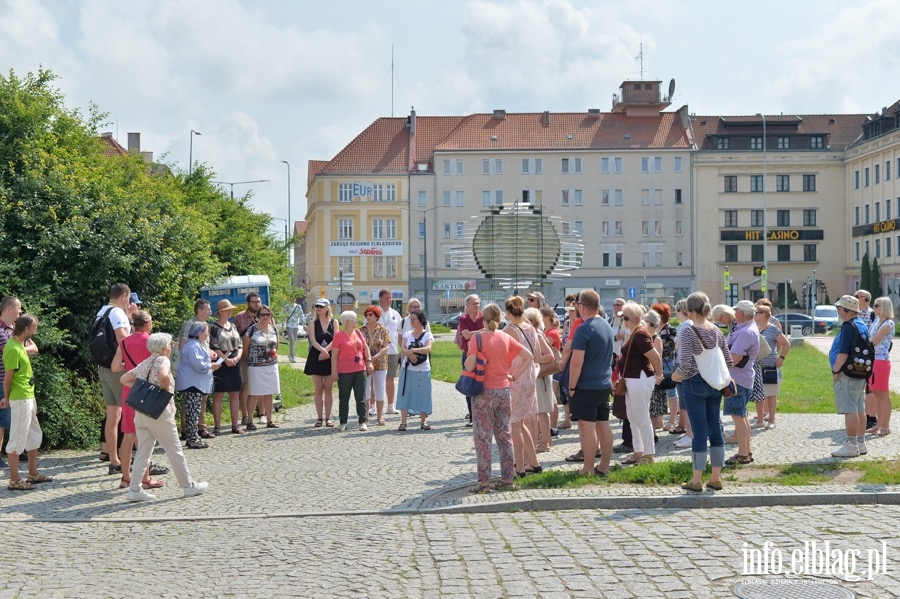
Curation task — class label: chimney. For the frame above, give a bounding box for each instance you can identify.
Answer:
[141,151,153,163]
[542,111,550,126]
[407,106,417,173]
[127,132,140,154]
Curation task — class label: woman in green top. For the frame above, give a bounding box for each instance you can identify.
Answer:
[1,314,53,490]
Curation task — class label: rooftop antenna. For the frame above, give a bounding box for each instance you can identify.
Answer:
[391,45,394,117]
[636,42,644,79]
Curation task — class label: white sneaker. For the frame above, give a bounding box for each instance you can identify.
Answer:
[359,423,368,431]
[126,489,156,502]
[339,424,348,432]
[388,406,399,414]
[831,439,860,458]
[674,435,693,448]
[765,422,776,430]
[751,421,767,430]
[368,407,376,416]
[858,440,868,455]
[184,481,208,497]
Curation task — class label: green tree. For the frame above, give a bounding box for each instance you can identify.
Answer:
[860,252,872,292]
[0,68,293,448]
[871,258,883,299]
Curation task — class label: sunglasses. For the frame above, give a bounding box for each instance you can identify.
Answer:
[315,306,326,309]
[259,313,272,317]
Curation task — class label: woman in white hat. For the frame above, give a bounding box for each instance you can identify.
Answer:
[304,298,337,427]
[209,299,244,434]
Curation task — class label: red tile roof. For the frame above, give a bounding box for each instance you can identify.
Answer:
[691,114,866,150]
[98,134,127,157]
[307,160,328,187]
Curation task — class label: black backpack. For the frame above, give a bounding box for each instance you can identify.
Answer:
[89,307,119,368]
[842,322,875,380]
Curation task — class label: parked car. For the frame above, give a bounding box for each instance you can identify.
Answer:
[813,305,840,330]
[445,313,462,329]
[773,312,827,336]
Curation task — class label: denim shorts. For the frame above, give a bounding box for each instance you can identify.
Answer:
[722,384,751,417]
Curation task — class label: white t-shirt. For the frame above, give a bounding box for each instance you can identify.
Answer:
[402,330,433,372]
[378,307,402,355]
[95,304,131,336]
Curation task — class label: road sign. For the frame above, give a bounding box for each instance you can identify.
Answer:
[332,275,355,281]
[723,269,730,291]
[328,283,355,290]
[628,287,636,298]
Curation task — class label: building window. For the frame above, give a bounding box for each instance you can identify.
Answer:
[876,238,881,259]
[724,210,738,228]
[456,191,464,207]
[750,175,764,192]
[614,220,622,236]
[725,245,737,262]
[724,176,737,193]
[386,219,396,239]
[614,189,623,205]
[751,245,764,262]
[641,244,663,267]
[865,167,870,187]
[854,170,860,189]
[442,191,451,207]
[338,256,354,274]
[482,159,490,175]
[562,190,569,206]
[573,221,583,236]
[777,210,790,226]
[674,156,683,173]
[456,159,464,175]
[562,158,569,174]
[602,244,623,268]
[655,221,662,236]
[642,189,650,206]
[522,158,529,174]
[717,138,730,150]
[418,222,425,238]
[865,204,870,224]
[561,158,581,174]
[419,253,425,269]
[654,189,662,205]
[641,221,650,236]
[601,157,609,174]
[676,251,684,267]
[614,157,623,173]
[803,209,816,226]
[602,221,610,237]
[338,183,352,202]
[574,190,583,206]
[675,188,683,204]
[482,191,491,207]
[372,184,383,201]
[443,160,451,175]
[810,136,824,149]
[776,175,790,192]
[372,219,383,239]
[654,157,663,173]
[443,249,454,269]
[887,237,893,257]
[887,199,892,220]
[386,184,396,201]
[522,190,530,204]
[751,210,764,227]
[855,242,859,262]
[495,159,503,175]
[338,218,353,239]
[418,190,427,207]
[876,201,881,221]
[385,256,397,279]
[456,222,464,238]
[886,161,892,181]
[641,157,650,173]
[495,190,503,205]
[777,137,790,149]
[601,189,610,206]
[804,244,817,262]
[751,137,762,150]
[802,174,816,191]
[443,222,451,238]
[372,256,384,278]
[534,158,542,174]
[875,164,880,184]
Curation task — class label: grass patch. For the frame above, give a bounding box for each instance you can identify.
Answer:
[853,460,900,484]
[518,461,700,488]
[278,363,314,409]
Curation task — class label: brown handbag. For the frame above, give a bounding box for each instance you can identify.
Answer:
[538,332,562,377]
[611,337,631,419]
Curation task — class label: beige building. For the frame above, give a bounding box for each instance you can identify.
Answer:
[692,114,865,309]
[845,101,900,296]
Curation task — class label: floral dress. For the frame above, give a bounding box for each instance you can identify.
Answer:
[361,324,389,370]
[507,324,538,423]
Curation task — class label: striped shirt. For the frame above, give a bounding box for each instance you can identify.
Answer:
[676,324,733,380]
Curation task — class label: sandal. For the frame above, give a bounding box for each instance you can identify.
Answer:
[211,427,221,436]
[593,465,608,477]
[669,426,686,435]
[420,422,432,430]
[231,426,245,434]
[314,418,323,428]
[266,422,280,429]
[8,479,35,491]
[377,419,386,426]
[724,453,752,465]
[149,463,170,476]
[469,484,492,494]
[524,465,543,474]
[398,423,407,431]
[98,452,110,462]
[565,449,585,462]
[621,454,641,465]
[142,479,165,489]
[199,428,215,439]
[26,473,53,484]
[325,419,334,428]
[246,423,258,431]
[119,478,130,489]
[493,481,518,491]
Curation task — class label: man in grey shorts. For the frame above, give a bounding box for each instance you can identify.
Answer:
[376,288,402,414]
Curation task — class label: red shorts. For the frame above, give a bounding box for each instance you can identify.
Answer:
[120,387,136,434]
[870,360,891,392]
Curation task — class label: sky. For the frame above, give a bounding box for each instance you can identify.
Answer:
[2,0,899,229]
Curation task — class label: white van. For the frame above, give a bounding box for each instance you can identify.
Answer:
[813,305,840,330]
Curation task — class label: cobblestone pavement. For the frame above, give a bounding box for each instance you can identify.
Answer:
[1,505,897,597]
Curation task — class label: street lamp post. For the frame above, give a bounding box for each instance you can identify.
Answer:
[757,113,768,297]
[189,129,201,176]
[211,179,270,200]
[414,206,441,316]
[281,160,291,263]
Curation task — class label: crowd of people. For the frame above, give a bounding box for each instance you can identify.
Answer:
[2,279,894,497]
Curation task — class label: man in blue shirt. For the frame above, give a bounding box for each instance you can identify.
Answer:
[567,290,614,476]
[829,295,870,458]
